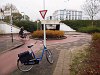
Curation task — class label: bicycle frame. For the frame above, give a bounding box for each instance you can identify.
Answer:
[17,40,53,72]
[30,45,47,62]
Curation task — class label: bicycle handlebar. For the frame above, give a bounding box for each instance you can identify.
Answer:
[35,40,43,45]
[28,40,44,49]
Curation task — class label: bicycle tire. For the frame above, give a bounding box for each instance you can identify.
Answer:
[17,59,33,72]
[46,49,54,64]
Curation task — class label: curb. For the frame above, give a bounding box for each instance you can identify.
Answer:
[0,42,25,55]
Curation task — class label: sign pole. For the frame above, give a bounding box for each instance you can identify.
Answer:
[43,19,46,47]
[43,0,46,47]
[10,4,13,43]
[39,10,47,47]
[39,0,47,47]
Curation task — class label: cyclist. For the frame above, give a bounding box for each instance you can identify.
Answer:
[19,26,26,38]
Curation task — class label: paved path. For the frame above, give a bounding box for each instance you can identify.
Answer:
[52,39,90,75]
[0,32,91,75]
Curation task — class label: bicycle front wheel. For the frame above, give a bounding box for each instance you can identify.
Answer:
[17,59,33,72]
[46,49,54,64]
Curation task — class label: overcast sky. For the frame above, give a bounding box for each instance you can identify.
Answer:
[0,0,87,21]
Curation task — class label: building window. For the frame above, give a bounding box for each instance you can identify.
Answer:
[69,15,71,20]
[60,15,64,20]
[72,16,74,20]
[60,10,64,15]
[75,16,77,20]
[72,11,74,16]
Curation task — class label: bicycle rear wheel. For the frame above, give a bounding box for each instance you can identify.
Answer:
[46,49,54,64]
[17,59,33,72]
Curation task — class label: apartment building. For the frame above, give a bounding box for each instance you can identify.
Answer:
[47,9,82,20]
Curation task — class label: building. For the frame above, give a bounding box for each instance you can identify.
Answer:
[48,9,82,20]
[41,20,75,31]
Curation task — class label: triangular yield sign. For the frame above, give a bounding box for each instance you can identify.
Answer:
[39,10,47,19]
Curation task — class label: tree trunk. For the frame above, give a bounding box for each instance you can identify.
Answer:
[91,16,94,27]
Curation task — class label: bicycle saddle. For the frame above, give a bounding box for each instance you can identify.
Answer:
[27,45,33,48]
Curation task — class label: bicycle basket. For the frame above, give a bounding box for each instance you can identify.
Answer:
[18,51,33,63]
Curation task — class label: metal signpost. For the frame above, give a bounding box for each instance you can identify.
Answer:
[10,4,13,42]
[39,10,47,47]
[39,0,47,47]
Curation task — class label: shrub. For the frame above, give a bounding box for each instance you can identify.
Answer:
[92,33,100,41]
[61,20,100,33]
[33,30,43,38]
[78,26,100,33]
[92,33,100,53]
[89,33,100,75]
[32,30,64,39]
[14,20,37,32]
[61,20,93,30]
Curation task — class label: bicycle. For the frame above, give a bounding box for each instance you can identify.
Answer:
[17,40,53,72]
[19,33,27,38]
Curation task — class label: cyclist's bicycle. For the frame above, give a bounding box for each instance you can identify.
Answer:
[19,33,27,38]
[17,40,53,72]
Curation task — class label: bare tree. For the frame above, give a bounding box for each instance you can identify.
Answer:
[82,0,100,26]
[3,3,18,12]
[2,3,23,23]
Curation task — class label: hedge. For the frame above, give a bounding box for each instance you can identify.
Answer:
[78,26,100,33]
[14,20,37,32]
[61,20,100,33]
[32,30,64,39]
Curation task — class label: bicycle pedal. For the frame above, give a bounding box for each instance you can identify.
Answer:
[34,60,39,64]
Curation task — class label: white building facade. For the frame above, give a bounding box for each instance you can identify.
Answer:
[48,9,82,20]
[41,20,75,31]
